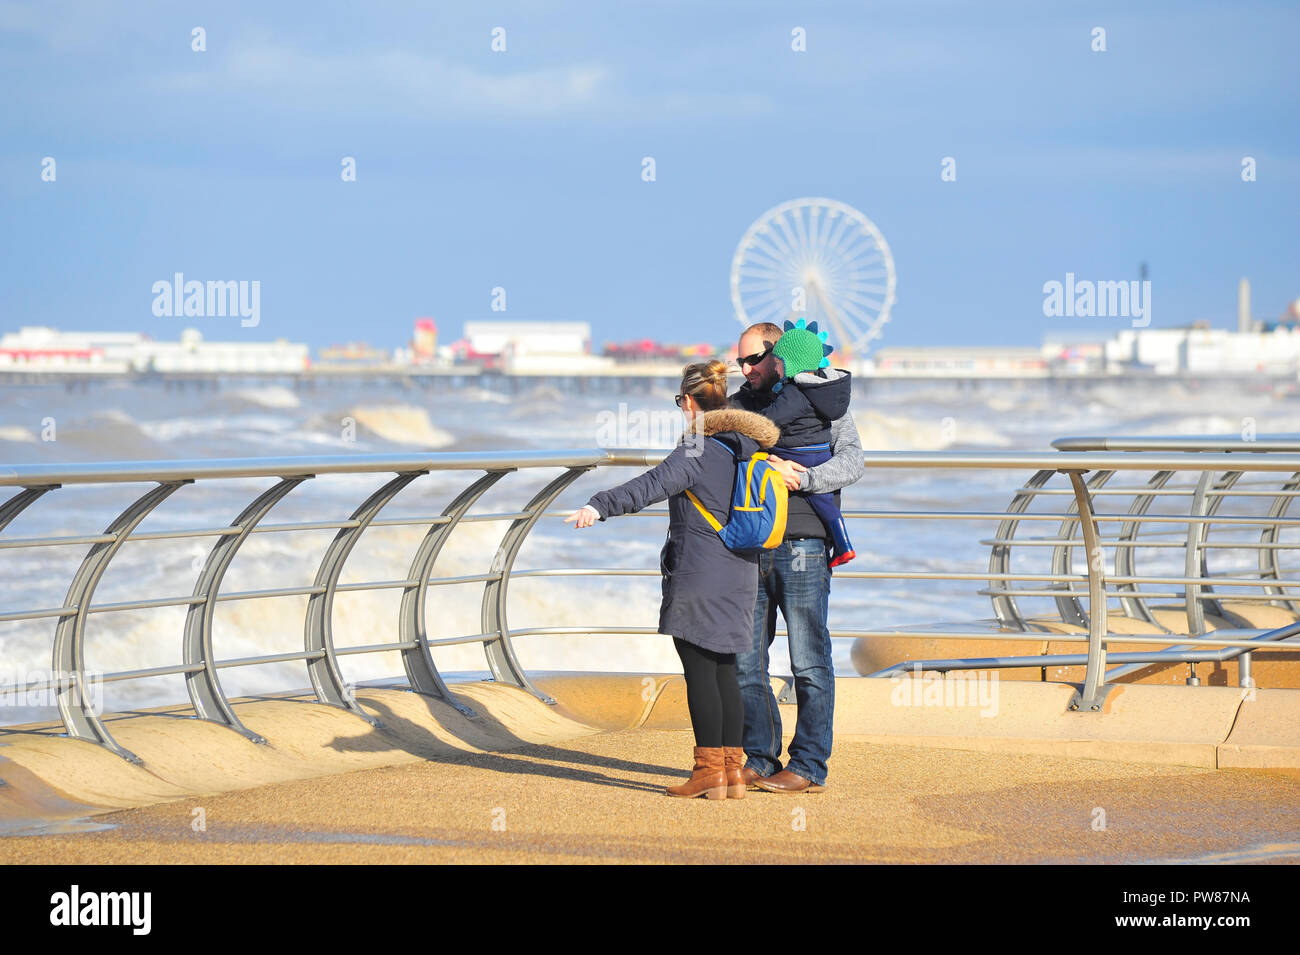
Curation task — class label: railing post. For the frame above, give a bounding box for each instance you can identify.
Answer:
[988,469,1054,629]
[481,466,594,703]
[1066,470,1110,712]
[53,480,190,761]
[1050,469,1113,629]
[1258,472,1300,614]
[399,469,512,717]
[1190,470,1237,634]
[184,476,310,741]
[305,470,426,724]
[1185,470,1242,633]
[1114,470,1175,630]
[0,485,57,533]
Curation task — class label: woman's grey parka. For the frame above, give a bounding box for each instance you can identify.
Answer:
[585,408,780,655]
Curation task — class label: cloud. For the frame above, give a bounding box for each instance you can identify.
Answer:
[148,42,612,119]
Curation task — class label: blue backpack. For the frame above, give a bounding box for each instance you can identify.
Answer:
[684,437,788,552]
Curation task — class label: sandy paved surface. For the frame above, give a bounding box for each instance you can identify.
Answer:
[3,730,1298,864]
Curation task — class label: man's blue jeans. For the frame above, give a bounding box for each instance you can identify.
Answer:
[738,538,835,786]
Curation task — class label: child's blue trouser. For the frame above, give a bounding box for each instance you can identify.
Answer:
[773,443,854,560]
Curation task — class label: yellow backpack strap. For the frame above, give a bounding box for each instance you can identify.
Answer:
[745,452,768,508]
[761,471,787,549]
[684,489,723,532]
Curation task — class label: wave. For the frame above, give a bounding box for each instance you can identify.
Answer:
[457,387,512,404]
[345,405,456,448]
[854,409,1011,450]
[137,413,296,444]
[211,386,302,411]
[0,426,37,443]
[54,409,168,459]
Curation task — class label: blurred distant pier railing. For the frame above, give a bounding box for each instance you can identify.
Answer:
[3,438,1300,761]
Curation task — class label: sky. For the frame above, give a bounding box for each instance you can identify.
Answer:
[1,0,1297,352]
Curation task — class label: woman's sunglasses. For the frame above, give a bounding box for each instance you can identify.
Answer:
[737,345,773,368]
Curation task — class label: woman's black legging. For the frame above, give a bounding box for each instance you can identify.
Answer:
[673,637,743,748]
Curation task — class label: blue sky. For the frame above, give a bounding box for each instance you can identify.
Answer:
[1,0,1296,351]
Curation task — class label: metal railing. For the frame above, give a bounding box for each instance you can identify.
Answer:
[0,451,645,760]
[3,443,1300,760]
[859,437,1300,709]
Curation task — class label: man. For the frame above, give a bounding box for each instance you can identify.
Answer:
[729,321,864,793]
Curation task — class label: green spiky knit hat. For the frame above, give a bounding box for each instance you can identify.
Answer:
[771,318,834,377]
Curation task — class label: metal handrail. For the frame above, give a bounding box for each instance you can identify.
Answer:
[868,621,1300,680]
[4,445,1300,759]
[980,433,1300,685]
[1053,434,1300,453]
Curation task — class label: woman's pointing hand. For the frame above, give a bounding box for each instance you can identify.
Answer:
[563,504,600,528]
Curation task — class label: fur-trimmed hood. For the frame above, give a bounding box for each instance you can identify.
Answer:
[688,408,780,448]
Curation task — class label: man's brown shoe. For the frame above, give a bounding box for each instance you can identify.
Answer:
[740,766,765,789]
[752,769,827,794]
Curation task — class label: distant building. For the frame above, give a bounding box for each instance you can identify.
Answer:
[143,328,309,373]
[0,326,308,375]
[872,346,1048,377]
[603,340,720,363]
[0,326,139,373]
[1104,326,1300,376]
[412,318,437,363]
[454,321,615,373]
[1041,333,1109,375]
[318,342,390,364]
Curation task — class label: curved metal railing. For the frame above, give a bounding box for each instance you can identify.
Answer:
[4,444,1300,760]
[0,451,652,760]
[864,436,1300,706]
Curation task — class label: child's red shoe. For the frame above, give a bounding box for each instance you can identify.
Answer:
[828,549,855,568]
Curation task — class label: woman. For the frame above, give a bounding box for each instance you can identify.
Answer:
[565,359,780,799]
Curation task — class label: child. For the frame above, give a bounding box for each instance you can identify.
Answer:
[762,319,856,567]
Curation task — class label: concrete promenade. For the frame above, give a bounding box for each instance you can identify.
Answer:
[2,676,1298,864]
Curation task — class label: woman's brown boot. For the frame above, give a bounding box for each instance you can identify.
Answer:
[666,746,727,799]
[723,747,746,799]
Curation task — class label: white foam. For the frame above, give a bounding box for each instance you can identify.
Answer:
[855,409,1011,450]
[225,386,302,409]
[349,405,455,448]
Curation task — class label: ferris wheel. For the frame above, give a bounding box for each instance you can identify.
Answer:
[729,198,896,357]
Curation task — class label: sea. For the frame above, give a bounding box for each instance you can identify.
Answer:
[0,373,1294,722]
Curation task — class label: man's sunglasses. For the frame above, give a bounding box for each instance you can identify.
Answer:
[737,345,773,368]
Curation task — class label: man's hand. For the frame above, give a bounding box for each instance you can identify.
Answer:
[563,504,600,528]
[765,455,807,491]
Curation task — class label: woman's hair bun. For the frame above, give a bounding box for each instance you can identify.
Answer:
[680,359,730,412]
[681,358,733,410]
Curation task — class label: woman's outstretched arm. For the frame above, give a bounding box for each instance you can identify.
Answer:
[567,440,708,525]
